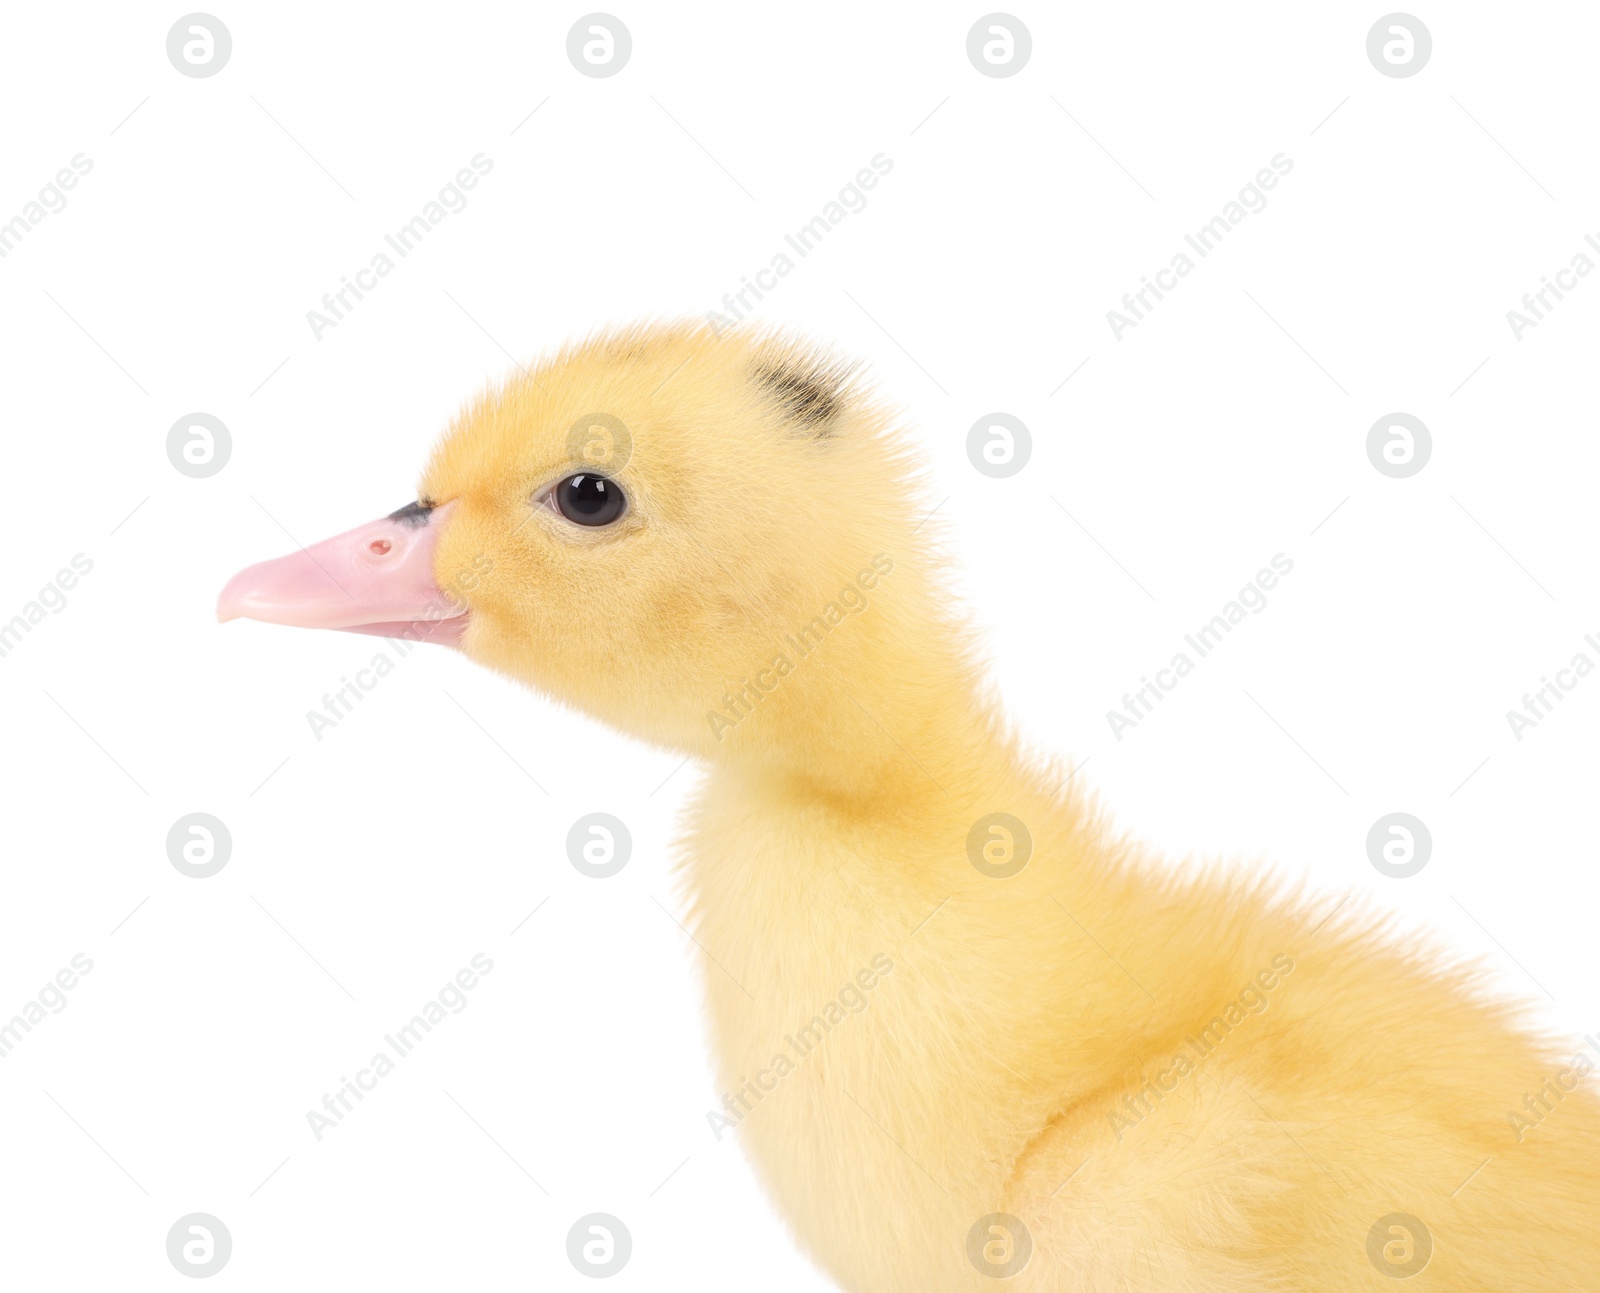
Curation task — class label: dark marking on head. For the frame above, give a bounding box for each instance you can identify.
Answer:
[753,359,853,437]
[389,500,434,528]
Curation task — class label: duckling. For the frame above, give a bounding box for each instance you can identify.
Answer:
[219,324,1600,1291]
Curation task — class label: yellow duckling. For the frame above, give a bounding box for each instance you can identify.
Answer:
[219,324,1600,1290]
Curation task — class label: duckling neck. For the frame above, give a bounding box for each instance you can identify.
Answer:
[710,614,995,810]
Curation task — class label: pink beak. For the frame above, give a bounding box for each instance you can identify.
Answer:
[217,500,467,646]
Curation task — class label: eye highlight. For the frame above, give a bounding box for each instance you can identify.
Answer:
[553,473,626,526]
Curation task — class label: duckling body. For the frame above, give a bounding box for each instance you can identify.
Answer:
[691,747,1600,1290]
[220,324,1600,1289]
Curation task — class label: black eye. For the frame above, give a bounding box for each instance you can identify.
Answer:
[554,473,626,526]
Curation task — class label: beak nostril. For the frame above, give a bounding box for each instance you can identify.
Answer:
[369,538,392,556]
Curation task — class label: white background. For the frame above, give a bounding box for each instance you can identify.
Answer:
[2,2,1598,1288]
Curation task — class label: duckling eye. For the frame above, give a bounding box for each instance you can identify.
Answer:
[554,473,626,526]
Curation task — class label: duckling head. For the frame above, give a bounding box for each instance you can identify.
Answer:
[220,324,960,775]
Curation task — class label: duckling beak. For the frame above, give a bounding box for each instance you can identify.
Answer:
[216,500,467,646]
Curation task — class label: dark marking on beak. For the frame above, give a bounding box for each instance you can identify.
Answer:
[388,500,435,528]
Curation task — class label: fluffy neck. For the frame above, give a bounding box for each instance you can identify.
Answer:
[704,552,1001,814]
